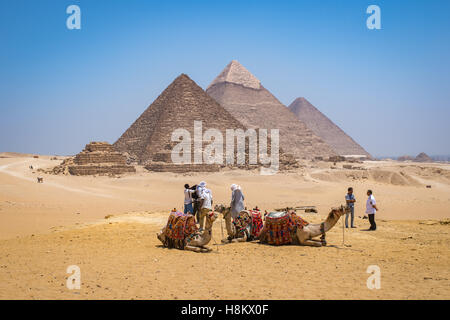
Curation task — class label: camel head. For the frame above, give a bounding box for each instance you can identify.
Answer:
[327,205,349,221]
[214,204,230,215]
[206,211,219,223]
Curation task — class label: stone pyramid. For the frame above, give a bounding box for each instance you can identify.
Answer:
[414,152,433,162]
[289,97,371,157]
[45,142,135,176]
[206,60,336,160]
[114,74,296,172]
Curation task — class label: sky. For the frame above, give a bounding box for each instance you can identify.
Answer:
[0,0,449,157]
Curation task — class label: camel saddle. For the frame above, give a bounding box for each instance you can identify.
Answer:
[163,211,198,249]
[249,209,264,238]
[232,210,264,240]
[261,211,309,245]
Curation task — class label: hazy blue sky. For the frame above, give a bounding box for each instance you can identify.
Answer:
[1,0,449,157]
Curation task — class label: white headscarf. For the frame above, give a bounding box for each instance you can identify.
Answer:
[231,184,241,191]
[199,181,206,188]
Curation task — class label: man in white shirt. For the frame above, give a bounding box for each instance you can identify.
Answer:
[366,190,378,230]
[193,181,206,222]
[199,188,213,229]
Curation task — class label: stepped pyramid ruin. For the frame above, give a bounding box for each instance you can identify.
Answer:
[114,74,297,173]
[206,60,336,160]
[288,97,371,158]
[46,142,136,175]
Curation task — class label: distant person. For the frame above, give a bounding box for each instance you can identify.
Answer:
[345,187,356,228]
[199,188,213,229]
[366,190,378,231]
[183,184,195,215]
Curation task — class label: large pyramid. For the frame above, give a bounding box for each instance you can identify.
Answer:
[114,74,296,172]
[206,60,336,160]
[289,97,371,157]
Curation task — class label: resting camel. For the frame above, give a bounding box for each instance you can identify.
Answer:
[259,205,350,247]
[157,211,219,253]
[214,204,262,243]
[215,204,243,243]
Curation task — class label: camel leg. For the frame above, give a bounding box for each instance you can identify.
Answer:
[156,230,165,244]
[299,239,323,247]
[231,234,247,243]
[185,245,211,253]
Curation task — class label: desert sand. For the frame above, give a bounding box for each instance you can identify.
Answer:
[0,154,449,299]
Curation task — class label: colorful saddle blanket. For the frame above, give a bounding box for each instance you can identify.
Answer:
[233,211,252,238]
[262,211,309,245]
[232,210,264,239]
[163,211,198,249]
[250,210,264,237]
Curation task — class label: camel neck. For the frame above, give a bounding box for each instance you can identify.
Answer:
[324,214,340,232]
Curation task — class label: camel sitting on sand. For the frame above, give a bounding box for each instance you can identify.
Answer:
[214,204,243,243]
[214,204,263,243]
[157,211,219,253]
[259,205,350,247]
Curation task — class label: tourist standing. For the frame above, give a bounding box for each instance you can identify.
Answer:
[194,181,206,222]
[345,187,356,228]
[366,190,378,230]
[199,187,213,229]
[184,184,195,214]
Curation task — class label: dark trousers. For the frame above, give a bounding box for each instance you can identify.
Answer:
[193,200,201,223]
[368,214,376,230]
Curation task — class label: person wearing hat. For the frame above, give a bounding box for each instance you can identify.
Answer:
[193,181,206,223]
[223,184,245,240]
[199,186,213,229]
[230,184,245,218]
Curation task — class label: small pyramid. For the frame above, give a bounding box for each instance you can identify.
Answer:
[289,97,371,157]
[414,152,433,162]
[397,155,414,161]
[206,61,337,159]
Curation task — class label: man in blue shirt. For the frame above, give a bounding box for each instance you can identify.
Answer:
[345,187,356,228]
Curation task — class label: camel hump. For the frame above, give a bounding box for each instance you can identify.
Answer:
[162,211,198,249]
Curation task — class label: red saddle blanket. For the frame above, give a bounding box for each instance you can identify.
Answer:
[262,211,309,245]
[232,210,264,239]
[163,211,198,248]
[250,210,264,237]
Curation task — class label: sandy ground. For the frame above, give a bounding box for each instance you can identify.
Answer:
[0,154,449,299]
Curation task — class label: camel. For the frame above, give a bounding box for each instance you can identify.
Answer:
[37,177,43,183]
[214,204,263,243]
[259,205,350,247]
[214,204,243,243]
[157,211,219,253]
